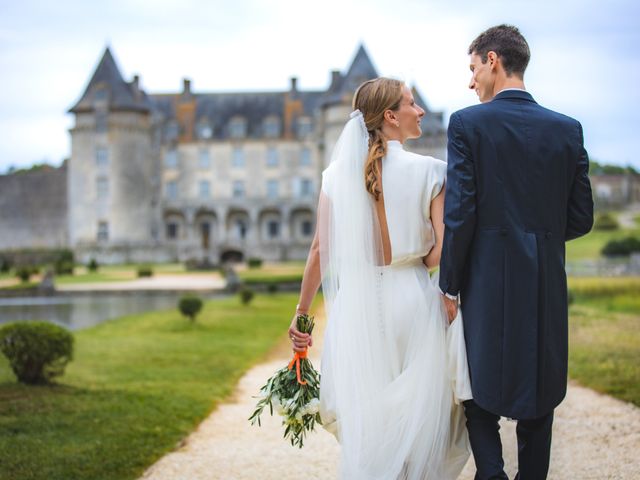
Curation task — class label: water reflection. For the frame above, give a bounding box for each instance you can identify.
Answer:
[0,292,223,330]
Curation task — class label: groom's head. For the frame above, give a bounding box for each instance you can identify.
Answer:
[468,25,530,102]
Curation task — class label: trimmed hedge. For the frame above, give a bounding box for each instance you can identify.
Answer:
[178,296,203,322]
[593,212,619,231]
[239,287,255,305]
[0,322,74,384]
[601,236,640,257]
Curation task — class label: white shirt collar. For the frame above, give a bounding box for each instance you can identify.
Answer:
[496,87,527,95]
[387,140,403,149]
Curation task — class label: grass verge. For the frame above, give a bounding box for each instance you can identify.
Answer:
[0,293,305,480]
[568,278,639,406]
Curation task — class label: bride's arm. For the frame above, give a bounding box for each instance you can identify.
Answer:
[288,195,325,352]
[423,187,445,269]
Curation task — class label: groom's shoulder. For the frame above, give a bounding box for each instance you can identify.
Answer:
[452,101,580,129]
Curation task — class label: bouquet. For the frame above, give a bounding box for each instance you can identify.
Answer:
[249,313,321,448]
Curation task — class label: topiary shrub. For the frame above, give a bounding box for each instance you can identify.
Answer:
[239,287,255,305]
[247,257,263,269]
[137,265,154,277]
[87,258,99,272]
[0,322,74,384]
[178,296,203,322]
[601,236,640,257]
[15,266,31,283]
[593,212,619,231]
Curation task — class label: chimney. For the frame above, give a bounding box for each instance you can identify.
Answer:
[132,74,140,90]
[290,76,298,92]
[182,78,192,96]
[330,70,341,90]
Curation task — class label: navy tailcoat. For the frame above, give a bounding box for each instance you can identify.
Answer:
[439,90,594,419]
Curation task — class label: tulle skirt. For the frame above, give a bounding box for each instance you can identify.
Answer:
[320,261,471,479]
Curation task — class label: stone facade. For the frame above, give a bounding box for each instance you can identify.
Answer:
[2,45,447,264]
[0,165,68,250]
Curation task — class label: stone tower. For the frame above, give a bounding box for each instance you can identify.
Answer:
[68,48,159,262]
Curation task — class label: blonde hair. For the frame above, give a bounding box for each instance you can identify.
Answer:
[352,78,404,201]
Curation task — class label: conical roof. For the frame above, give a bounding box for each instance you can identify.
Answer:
[69,47,150,114]
[323,44,379,106]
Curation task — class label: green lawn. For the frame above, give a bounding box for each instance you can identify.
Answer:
[237,261,305,285]
[0,293,307,480]
[567,277,640,406]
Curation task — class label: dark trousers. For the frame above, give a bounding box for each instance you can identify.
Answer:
[463,400,554,480]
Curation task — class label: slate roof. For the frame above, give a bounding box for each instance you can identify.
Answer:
[149,90,325,140]
[69,47,151,114]
[69,44,444,137]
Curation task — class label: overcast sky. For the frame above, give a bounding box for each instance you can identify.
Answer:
[0,0,638,171]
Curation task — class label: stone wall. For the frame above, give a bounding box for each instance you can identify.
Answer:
[0,165,68,250]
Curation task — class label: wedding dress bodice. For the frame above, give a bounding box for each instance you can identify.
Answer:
[381,140,447,266]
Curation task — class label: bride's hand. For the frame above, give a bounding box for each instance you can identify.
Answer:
[441,295,458,324]
[288,315,313,352]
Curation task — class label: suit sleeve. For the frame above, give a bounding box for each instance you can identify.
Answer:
[565,122,594,241]
[439,112,477,297]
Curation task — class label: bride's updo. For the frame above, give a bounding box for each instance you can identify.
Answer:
[353,77,404,201]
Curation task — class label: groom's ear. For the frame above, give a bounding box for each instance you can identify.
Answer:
[487,51,499,71]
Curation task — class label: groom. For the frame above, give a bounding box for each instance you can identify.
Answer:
[439,25,593,479]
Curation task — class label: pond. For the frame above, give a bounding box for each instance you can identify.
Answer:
[0,292,225,330]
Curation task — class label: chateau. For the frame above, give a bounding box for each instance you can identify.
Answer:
[2,45,447,264]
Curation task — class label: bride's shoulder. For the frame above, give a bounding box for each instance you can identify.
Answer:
[401,150,446,172]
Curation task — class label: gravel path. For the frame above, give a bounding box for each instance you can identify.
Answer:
[141,313,640,480]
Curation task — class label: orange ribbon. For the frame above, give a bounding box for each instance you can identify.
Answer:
[288,349,308,385]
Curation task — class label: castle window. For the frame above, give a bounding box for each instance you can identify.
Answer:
[233,180,245,199]
[268,220,280,238]
[300,147,311,166]
[267,179,279,199]
[167,222,178,239]
[301,220,313,237]
[232,147,244,167]
[95,112,108,133]
[166,121,179,140]
[199,149,211,169]
[97,221,109,241]
[229,117,247,138]
[300,178,313,197]
[96,177,109,199]
[266,147,278,167]
[297,117,313,138]
[165,149,178,169]
[95,147,109,167]
[294,178,313,198]
[199,180,210,199]
[263,117,281,138]
[166,181,178,200]
[236,220,248,240]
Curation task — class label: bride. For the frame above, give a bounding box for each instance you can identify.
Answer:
[289,77,471,479]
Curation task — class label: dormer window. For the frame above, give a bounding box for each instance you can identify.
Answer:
[263,116,281,138]
[197,121,213,139]
[229,117,247,139]
[94,86,108,102]
[297,117,313,138]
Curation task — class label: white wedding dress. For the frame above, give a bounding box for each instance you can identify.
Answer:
[319,139,472,480]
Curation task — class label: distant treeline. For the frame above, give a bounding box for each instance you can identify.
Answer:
[590,160,638,176]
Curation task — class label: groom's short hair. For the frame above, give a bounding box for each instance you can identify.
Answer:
[469,24,530,78]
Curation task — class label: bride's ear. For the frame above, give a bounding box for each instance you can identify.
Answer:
[383,109,399,127]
